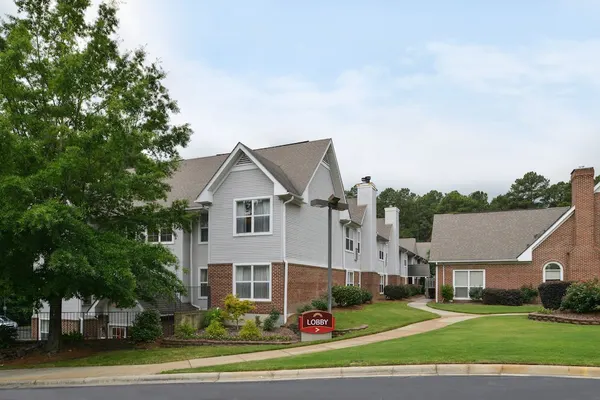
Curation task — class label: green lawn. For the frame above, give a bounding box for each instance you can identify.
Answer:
[427,302,540,314]
[6,301,436,369]
[171,316,600,373]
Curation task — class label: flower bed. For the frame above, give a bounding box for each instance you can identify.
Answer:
[529,312,600,325]
[162,336,297,347]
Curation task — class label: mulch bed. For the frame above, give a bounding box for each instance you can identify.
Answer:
[163,326,299,347]
[529,311,600,325]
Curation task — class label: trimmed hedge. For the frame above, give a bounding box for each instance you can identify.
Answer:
[481,288,524,306]
[469,287,483,301]
[383,285,409,300]
[331,285,363,307]
[560,279,600,313]
[539,281,571,310]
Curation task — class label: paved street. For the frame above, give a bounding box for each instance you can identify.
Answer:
[3,376,600,400]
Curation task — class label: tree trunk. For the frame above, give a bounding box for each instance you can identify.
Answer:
[45,296,62,352]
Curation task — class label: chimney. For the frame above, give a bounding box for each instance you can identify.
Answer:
[385,206,400,276]
[357,177,377,272]
[571,167,595,247]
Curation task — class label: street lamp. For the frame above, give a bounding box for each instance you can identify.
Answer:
[310,194,348,312]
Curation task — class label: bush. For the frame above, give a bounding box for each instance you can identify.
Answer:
[539,281,571,310]
[482,288,524,306]
[204,319,227,338]
[202,307,224,328]
[406,285,422,297]
[0,325,17,349]
[561,279,600,313]
[469,287,483,301]
[331,285,363,307]
[311,298,328,311]
[239,320,261,340]
[263,309,280,332]
[296,304,312,314]
[223,294,255,329]
[174,322,196,339]
[441,285,454,302]
[254,315,262,328]
[520,284,539,304]
[384,285,409,300]
[129,310,162,343]
[360,288,373,304]
[61,331,84,344]
[537,307,553,314]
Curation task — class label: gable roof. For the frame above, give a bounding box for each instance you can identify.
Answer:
[430,207,570,263]
[399,238,417,254]
[163,139,331,206]
[416,242,431,259]
[376,218,392,241]
[346,198,367,225]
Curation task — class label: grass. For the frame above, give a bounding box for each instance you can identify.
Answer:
[171,316,600,373]
[427,302,540,314]
[5,301,436,369]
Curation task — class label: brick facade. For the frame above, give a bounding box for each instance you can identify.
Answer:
[360,271,381,297]
[436,167,600,301]
[387,275,406,286]
[287,263,345,313]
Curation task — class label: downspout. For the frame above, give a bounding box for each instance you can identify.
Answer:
[190,220,195,307]
[282,196,295,321]
[435,263,439,303]
[342,221,351,281]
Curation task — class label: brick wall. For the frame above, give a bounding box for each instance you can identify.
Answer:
[595,192,600,247]
[360,271,381,297]
[287,263,345,313]
[208,263,285,314]
[387,275,405,286]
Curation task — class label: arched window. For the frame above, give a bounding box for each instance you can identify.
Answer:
[543,262,563,282]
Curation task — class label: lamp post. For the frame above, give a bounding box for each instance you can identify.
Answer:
[310,194,348,312]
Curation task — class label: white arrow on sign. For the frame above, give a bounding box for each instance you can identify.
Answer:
[314,327,320,333]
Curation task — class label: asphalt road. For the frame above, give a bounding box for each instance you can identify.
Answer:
[2,376,600,400]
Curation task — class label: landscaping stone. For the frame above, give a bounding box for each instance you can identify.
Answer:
[528,312,600,325]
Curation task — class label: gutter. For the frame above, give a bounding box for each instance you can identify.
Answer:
[282,196,296,321]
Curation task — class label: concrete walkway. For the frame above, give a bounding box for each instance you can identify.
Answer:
[0,299,478,384]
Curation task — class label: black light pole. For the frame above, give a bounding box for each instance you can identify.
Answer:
[310,194,348,312]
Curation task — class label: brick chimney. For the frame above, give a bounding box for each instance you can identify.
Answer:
[571,167,595,247]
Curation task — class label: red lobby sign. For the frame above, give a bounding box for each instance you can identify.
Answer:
[299,311,335,334]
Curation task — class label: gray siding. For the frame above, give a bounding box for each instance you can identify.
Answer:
[191,217,209,309]
[343,227,361,271]
[400,252,409,277]
[287,164,343,268]
[210,168,282,264]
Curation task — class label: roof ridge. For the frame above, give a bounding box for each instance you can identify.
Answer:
[254,138,330,151]
[435,206,570,217]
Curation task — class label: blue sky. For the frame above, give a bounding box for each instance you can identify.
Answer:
[1,0,599,196]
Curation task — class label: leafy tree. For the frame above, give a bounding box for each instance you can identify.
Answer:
[345,185,357,199]
[223,294,255,330]
[489,193,512,211]
[436,191,479,214]
[0,0,192,351]
[506,171,550,209]
[468,191,489,211]
[543,181,571,207]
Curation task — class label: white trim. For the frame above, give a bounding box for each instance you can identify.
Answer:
[286,258,347,270]
[232,196,274,236]
[198,212,209,244]
[346,270,356,286]
[431,259,523,264]
[198,266,209,299]
[344,226,355,253]
[595,182,600,193]
[452,269,486,300]
[196,143,288,204]
[232,263,272,302]
[145,228,175,245]
[282,196,295,321]
[517,206,575,262]
[357,229,361,255]
[543,261,564,282]
[231,164,258,172]
[319,160,331,170]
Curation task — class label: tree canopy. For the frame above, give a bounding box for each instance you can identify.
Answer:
[0,0,192,350]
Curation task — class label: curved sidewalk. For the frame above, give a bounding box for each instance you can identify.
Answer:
[0,299,474,384]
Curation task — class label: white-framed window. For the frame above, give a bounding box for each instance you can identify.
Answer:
[40,319,49,340]
[346,270,355,286]
[357,230,361,254]
[453,270,485,299]
[234,197,272,235]
[379,275,386,294]
[404,259,407,266]
[234,264,271,301]
[110,326,127,339]
[198,267,209,298]
[543,262,563,282]
[378,243,385,260]
[198,213,209,244]
[345,227,354,252]
[146,228,174,244]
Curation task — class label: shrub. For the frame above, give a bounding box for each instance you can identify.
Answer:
[384,285,409,300]
[263,309,280,332]
[296,304,312,314]
[537,307,553,314]
[204,319,227,338]
[520,284,539,304]
[538,281,571,310]
[561,279,600,313]
[239,320,261,340]
[202,307,224,328]
[360,288,373,304]
[174,322,196,339]
[287,322,299,334]
[469,287,483,301]
[61,331,84,344]
[331,285,363,307]
[0,325,17,349]
[482,288,524,306]
[311,298,328,311]
[441,285,454,303]
[129,310,162,343]
[254,315,262,328]
[223,294,255,329]
[406,285,422,297]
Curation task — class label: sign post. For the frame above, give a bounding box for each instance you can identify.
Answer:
[298,310,335,342]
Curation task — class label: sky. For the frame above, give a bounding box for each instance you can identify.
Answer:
[1,0,600,196]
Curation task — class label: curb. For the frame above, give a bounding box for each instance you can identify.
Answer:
[3,364,600,388]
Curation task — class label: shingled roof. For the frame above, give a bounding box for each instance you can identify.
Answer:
[376,218,392,241]
[162,139,331,205]
[346,198,367,225]
[399,238,417,254]
[430,207,570,262]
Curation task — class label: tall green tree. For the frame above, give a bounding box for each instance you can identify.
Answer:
[506,171,550,209]
[0,0,192,351]
[543,181,571,207]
